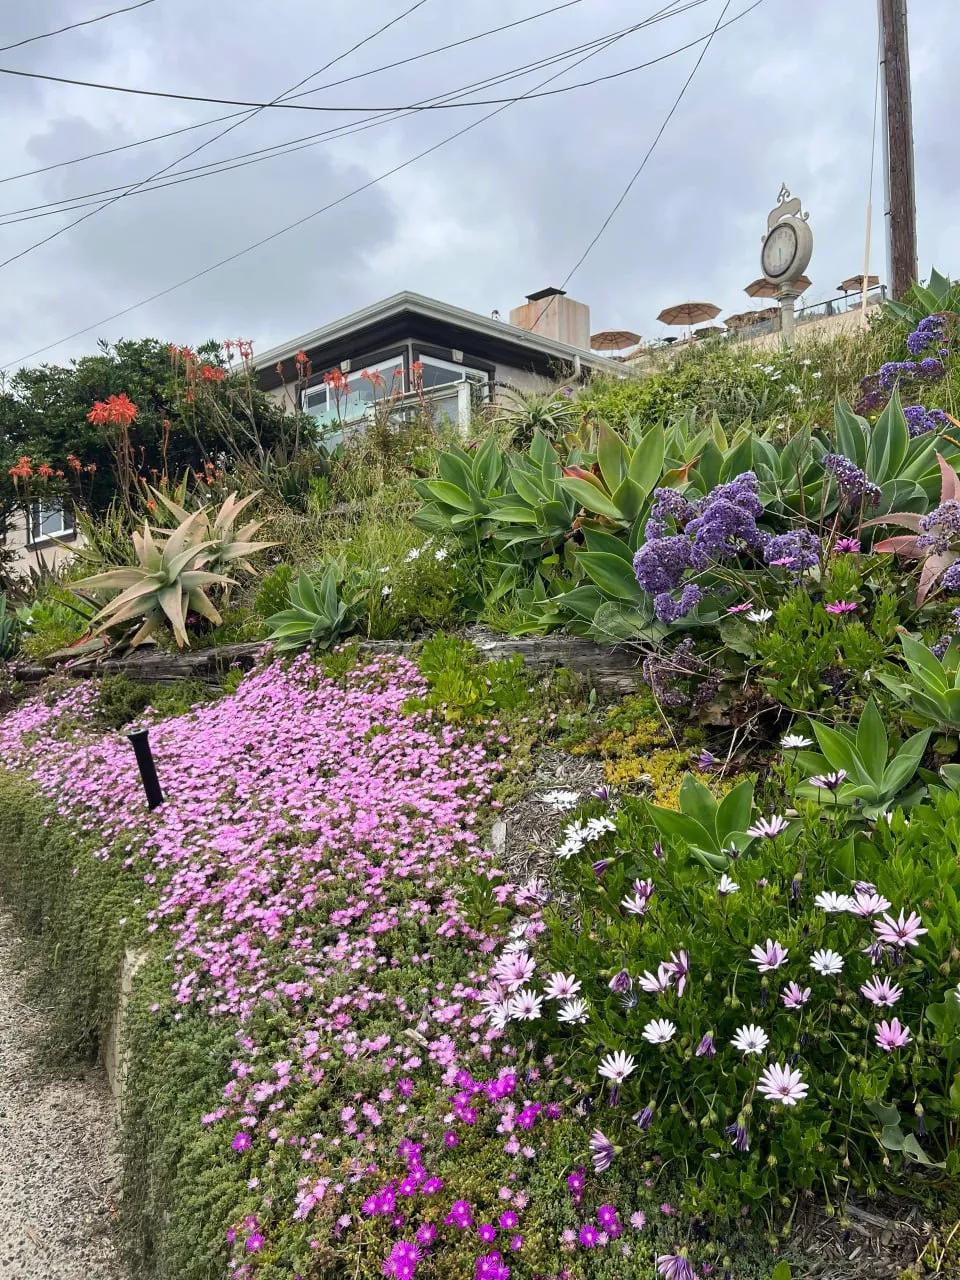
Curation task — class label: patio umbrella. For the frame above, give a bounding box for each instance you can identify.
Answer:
[744,274,811,299]
[590,328,641,351]
[837,273,879,293]
[657,302,720,327]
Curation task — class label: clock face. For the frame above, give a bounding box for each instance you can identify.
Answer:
[762,223,798,279]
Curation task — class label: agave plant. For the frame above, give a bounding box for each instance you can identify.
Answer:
[266,564,359,653]
[877,633,960,732]
[862,453,960,603]
[72,511,233,648]
[150,488,277,594]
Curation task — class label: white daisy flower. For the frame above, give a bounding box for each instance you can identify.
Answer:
[731,1024,769,1055]
[641,1018,676,1045]
[598,1051,636,1084]
[558,997,589,1024]
[810,948,844,976]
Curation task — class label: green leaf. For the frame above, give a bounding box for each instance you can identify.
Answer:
[716,778,755,841]
[855,699,888,784]
[678,773,719,837]
[834,399,867,467]
[423,480,477,513]
[880,730,930,795]
[770,1264,792,1280]
[811,720,860,776]
[648,803,718,856]
[582,527,634,561]
[473,434,503,494]
[576,551,645,603]
[558,476,625,521]
[627,424,665,496]
[597,424,629,491]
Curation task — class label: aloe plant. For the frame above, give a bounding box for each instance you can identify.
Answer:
[72,511,233,648]
[266,565,358,653]
[877,633,960,732]
[792,698,930,818]
[150,489,277,592]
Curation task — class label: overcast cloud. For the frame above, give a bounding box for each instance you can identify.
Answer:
[0,0,955,370]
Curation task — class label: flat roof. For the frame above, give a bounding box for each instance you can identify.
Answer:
[253,290,626,376]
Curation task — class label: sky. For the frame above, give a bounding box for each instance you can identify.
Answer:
[0,0,956,372]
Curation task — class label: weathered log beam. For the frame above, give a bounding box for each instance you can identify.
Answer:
[9,628,644,695]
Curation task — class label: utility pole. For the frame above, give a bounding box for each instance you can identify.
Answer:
[878,0,918,299]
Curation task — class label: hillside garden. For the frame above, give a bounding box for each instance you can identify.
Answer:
[2,273,960,1278]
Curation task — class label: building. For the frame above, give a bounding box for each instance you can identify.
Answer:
[2,499,81,580]
[253,288,625,442]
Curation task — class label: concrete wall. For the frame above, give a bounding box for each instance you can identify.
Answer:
[508,293,591,350]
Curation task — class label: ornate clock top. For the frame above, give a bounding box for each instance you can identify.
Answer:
[766,184,810,233]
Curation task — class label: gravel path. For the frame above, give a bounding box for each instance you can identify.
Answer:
[0,909,123,1280]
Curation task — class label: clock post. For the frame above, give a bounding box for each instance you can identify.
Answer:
[759,185,813,350]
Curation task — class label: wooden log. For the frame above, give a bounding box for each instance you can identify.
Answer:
[9,628,644,696]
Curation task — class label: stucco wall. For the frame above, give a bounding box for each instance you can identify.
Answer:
[2,509,84,577]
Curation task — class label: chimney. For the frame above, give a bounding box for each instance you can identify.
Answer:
[509,287,590,350]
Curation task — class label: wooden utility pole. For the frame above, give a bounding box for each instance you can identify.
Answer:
[878,0,918,299]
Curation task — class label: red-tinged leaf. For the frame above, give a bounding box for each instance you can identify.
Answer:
[862,511,924,531]
[873,534,923,557]
[918,551,957,604]
[562,465,605,491]
[661,459,699,488]
[937,452,960,502]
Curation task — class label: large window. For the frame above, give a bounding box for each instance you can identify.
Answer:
[415,353,489,397]
[302,357,404,446]
[29,500,75,544]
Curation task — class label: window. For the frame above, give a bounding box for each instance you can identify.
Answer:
[302,356,405,446]
[29,500,75,544]
[414,353,489,398]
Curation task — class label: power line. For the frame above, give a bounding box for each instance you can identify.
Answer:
[1,0,690,371]
[0,8,757,116]
[0,1,714,226]
[532,0,760,331]
[0,0,432,272]
[0,0,590,188]
[0,0,156,54]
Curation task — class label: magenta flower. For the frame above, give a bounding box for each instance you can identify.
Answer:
[667,949,690,997]
[875,1018,912,1052]
[824,600,858,614]
[245,1233,265,1253]
[726,602,753,614]
[231,1131,252,1153]
[834,537,861,553]
[578,1224,600,1248]
[874,909,928,948]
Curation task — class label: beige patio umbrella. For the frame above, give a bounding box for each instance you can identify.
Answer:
[657,302,721,327]
[837,273,879,293]
[590,328,641,352]
[744,274,811,299]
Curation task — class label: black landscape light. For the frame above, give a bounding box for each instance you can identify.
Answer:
[127,727,165,810]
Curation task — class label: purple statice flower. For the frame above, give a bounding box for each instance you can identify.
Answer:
[657,1252,696,1280]
[919,356,946,381]
[941,563,960,593]
[762,528,821,573]
[645,487,696,539]
[686,472,765,570]
[822,453,881,507]
[903,403,951,438]
[725,1120,750,1152]
[878,359,920,392]
[907,313,946,356]
[589,1129,616,1172]
[654,582,702,624]
[875,1018,912,1052]
[633,535,692,594]
[695,1032,716,1057]
[918,499,960,553]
